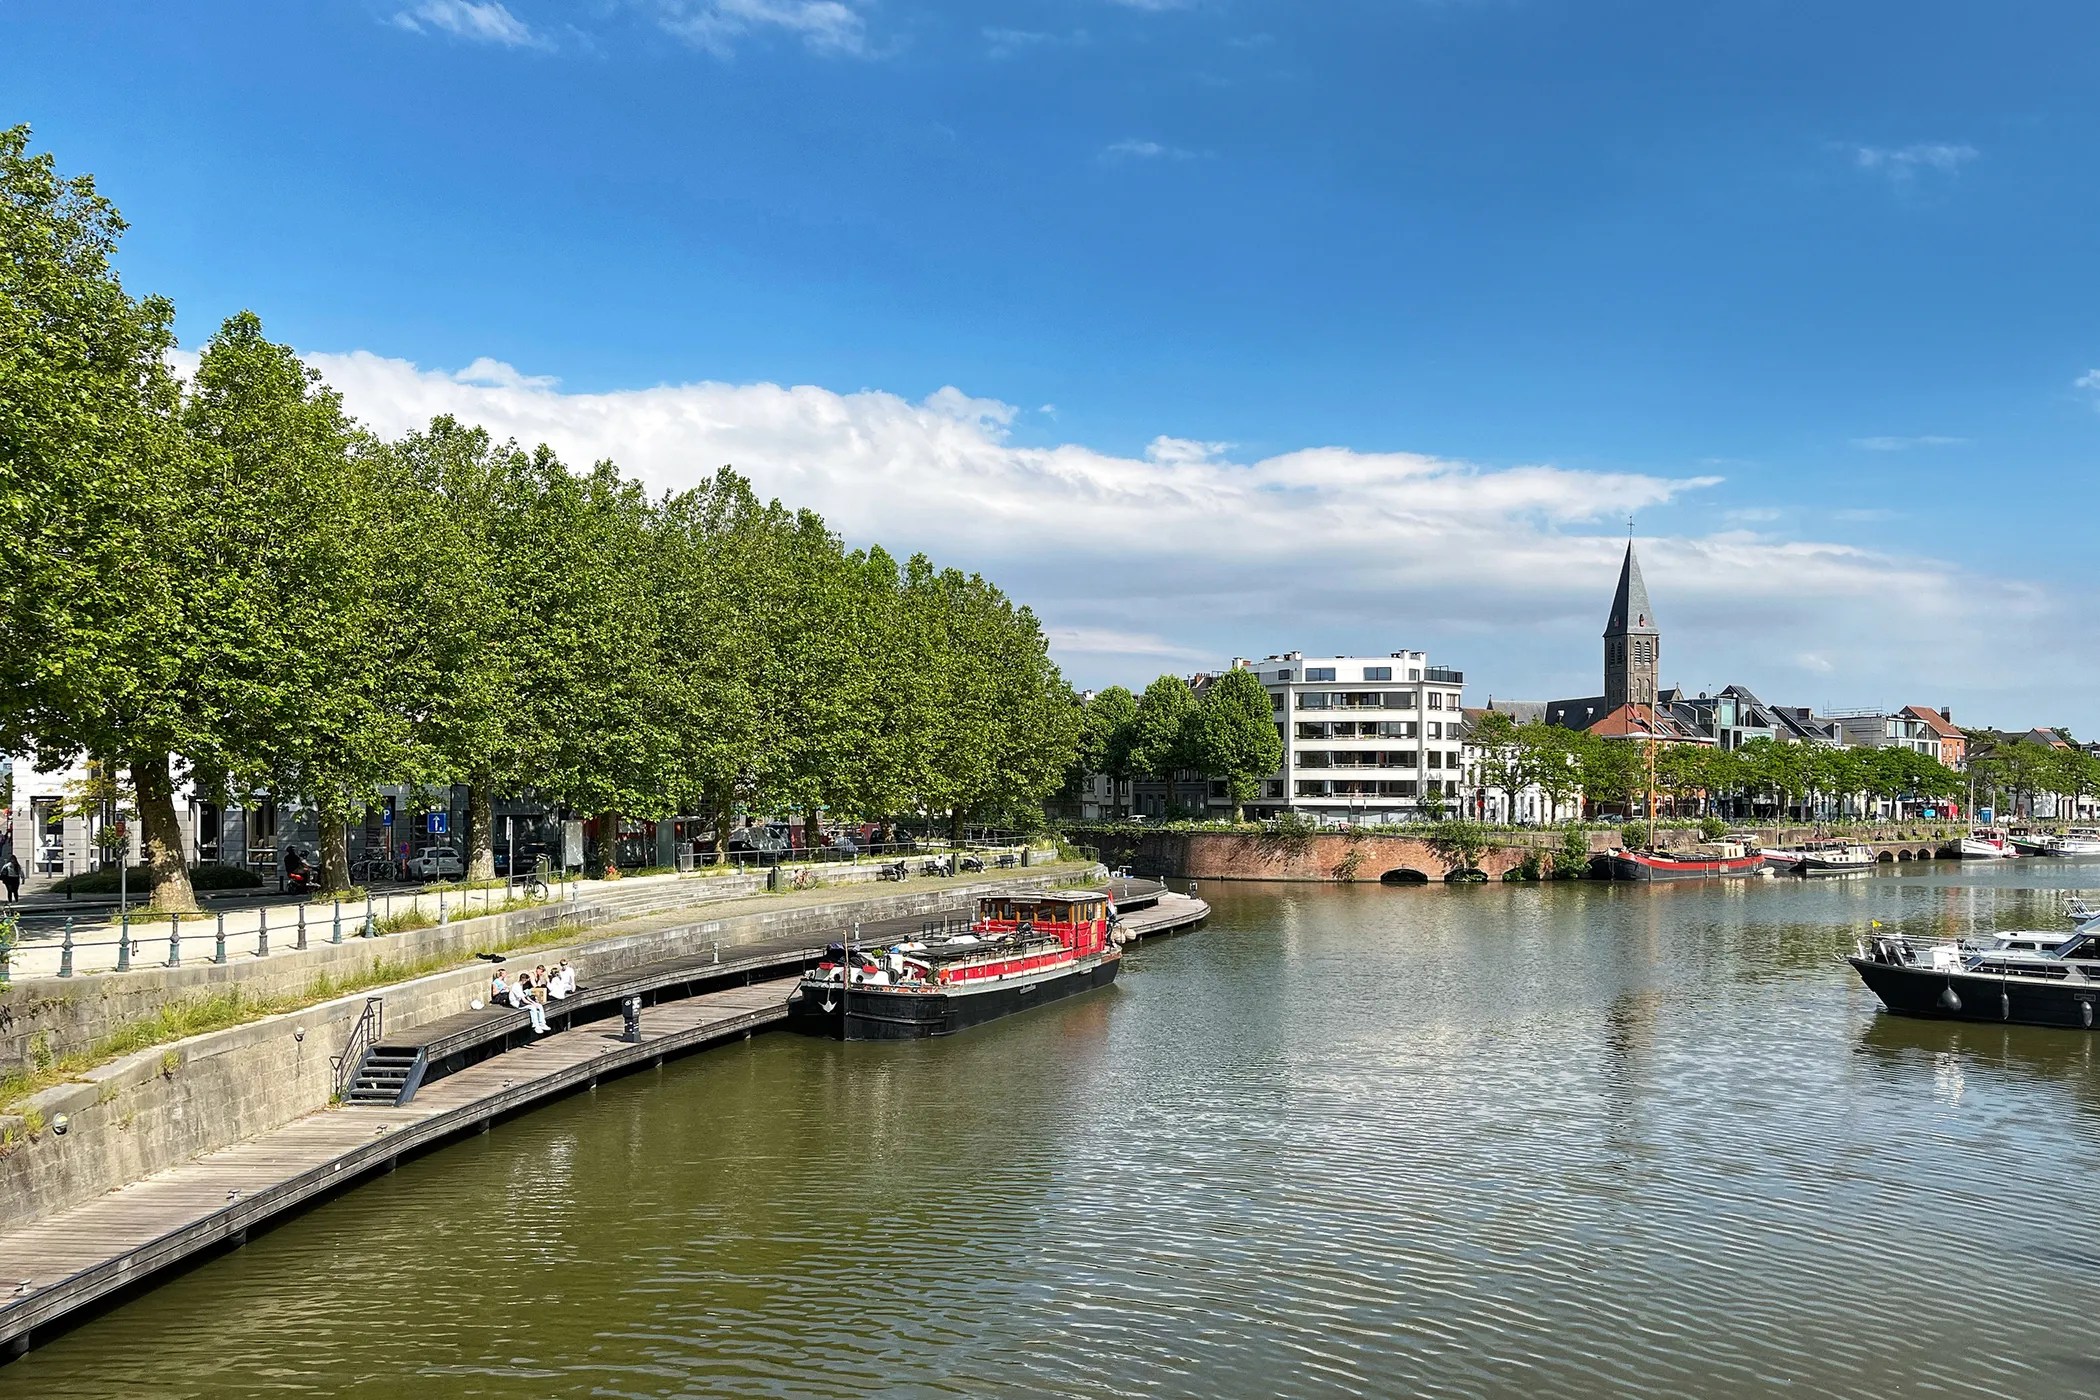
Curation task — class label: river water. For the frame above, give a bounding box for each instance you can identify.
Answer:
[11,862,2100,1399]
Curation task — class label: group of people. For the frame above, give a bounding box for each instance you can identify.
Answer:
[487,960,576,1034]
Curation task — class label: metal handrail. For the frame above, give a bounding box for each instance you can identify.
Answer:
[331,996,384,1101]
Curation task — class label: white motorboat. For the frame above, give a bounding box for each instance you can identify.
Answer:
[1958,830,2018,858]
[1793,840,1876,875]
[2053,828,2100,856]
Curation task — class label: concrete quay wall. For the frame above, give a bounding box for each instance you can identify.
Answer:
[0,866,1078,1230]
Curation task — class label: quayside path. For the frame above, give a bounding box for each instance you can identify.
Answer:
[0,882,1208,1360]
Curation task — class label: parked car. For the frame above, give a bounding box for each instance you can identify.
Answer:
[726,823,790,862]
[406,846,465,880]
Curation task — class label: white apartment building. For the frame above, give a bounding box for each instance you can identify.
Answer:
[1241,651,1465,824]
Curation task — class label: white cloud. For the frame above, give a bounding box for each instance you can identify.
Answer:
[660,0,867,57]
[391,1,550,48]
[1851,435,1967,451]
[300,349,2098,720]
[2077,370,2100,401]
[1851,142,1978,185]
[1102,139,1200,162]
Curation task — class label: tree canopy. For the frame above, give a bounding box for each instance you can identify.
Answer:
[0,126,1082,900]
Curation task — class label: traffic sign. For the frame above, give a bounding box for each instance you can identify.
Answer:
[429,811,449,835]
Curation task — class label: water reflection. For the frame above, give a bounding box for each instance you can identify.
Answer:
[12,862,2100,1399]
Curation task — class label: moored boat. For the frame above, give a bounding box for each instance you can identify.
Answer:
[786,889,1120,1039]
[1850,925,2100,1030]
[1608,843,1767,882]
[1793,840,1875,875]
[2052,828,2100,856]
[1957,830,2018,859]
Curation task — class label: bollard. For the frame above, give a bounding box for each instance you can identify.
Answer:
[621,995,643,1043]
[169,913,181,968]
[60,918,74,978]
[332,900,342,944]
[364,891,375,938]
[439,889,447,926]
[118,913,131,972]
[258,906,269,958]
[215,913,227,965]
[297,904,308,950]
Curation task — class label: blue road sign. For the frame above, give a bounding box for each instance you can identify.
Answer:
[429,811,449,835]
[381,808,393,826]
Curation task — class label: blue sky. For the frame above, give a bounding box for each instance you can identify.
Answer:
[8,2,2100,724]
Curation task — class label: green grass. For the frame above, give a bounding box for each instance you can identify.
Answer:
[0,917,592,1118]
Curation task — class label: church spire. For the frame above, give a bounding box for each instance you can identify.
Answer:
[1603,541,1659,710]
[1604,541,1657,638]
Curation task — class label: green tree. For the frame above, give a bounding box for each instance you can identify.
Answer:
[1194,668,1283,822]
[1128,674,1201,813]
[0,125,197,909]
[1527,724,1586,823]
[181,312,421,892]
[1073,685,1138,817]
[1470,710,1534,824]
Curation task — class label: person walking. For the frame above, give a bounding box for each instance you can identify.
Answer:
[0,852,20,903]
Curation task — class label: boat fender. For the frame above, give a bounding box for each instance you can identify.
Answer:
[2001,992,2011,1022]
[2084,1000,2095,1030]
[1938,983,1962,1014]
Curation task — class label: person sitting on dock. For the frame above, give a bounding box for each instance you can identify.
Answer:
[488,967,510,1005]
[530,965,551,1002]
[547,960,575,1000]
[505,971,549,1034]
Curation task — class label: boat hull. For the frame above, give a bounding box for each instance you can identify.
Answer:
[787,953,1121,1040]
[1958,839,2016,858]
[1795,857,1874,876]
[1848,956,2100,1031]
[1608,852,1767,882]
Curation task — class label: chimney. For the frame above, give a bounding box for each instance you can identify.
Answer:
[1941,707,1952,721]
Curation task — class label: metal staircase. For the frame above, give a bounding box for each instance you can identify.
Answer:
[341,1045,428,1106]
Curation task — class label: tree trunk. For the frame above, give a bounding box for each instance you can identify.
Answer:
[949,806,966,841]
[598,810,621,878]
[711,787,731,862]
[319,791,353,892]
[803,809,822,857]
[466,775,496,881]
[132,752,198,913]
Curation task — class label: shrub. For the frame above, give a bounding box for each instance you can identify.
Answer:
[49,862,261,894]
[1620,819,1651,849]
[1699,815,1728,841]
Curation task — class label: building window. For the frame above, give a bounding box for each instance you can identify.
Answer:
[1428,693,1443,711]
[1364,666,1392,681]
[1427,751,1443,768]
[1388,691,1416,709]
[1297,752,1331,769]
[1295,780,1330,797]
[1275,670,1295,682]
[1387,780,1418,797]
[1396,751,1418,768]
[1306,667,1336,682]
[1296,722,1327,739]
[1298,692,1331,710]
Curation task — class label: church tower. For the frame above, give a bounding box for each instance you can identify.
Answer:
[1603,541,1658,711]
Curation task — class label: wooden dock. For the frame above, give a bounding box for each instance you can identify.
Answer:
[0,976,797,1358]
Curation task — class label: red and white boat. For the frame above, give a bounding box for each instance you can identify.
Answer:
[787,889,1122,1039]
[1958,830,2018,859]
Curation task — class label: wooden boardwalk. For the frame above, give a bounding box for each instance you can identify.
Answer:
[0,976,798,1357]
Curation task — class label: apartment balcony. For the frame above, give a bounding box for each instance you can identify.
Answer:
[1424,666,1464,684]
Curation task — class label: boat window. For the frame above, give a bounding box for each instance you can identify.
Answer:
[2056,935,2097,961]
